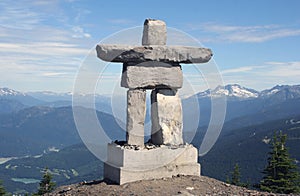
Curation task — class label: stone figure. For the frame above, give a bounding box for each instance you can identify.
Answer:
[96,19,212,184]
[96,19,212,147]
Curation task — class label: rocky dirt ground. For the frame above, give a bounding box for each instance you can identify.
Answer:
[47,175,298,196]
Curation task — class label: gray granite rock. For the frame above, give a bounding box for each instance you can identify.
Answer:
[151,89,183,145]
[142,19,166,45]
[96,44,212,64]
[104,143,200,184]
[127,89,146,146]
[121,62,183,89]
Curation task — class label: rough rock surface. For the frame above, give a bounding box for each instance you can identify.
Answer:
[104,143,200,184]
[142,19,166,45]
[151,89,183,145]
[96,45,213,64]
[47,175,288,196]
[126,89,146,146]
[121,62,183,89]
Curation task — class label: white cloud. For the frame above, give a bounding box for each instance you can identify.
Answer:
[72,26,91,38]
[41,72,69,77]
[0,1,42,30]
[201,23,278,33]
[0,26,93,91]
[73,7,91,23]
[0,42,90,56]
[263,61,300,77]
[0,0,97,91]
[0,0,67,30]
[221,66,256,74]
[193,23,300,43]
[221,61,300,90]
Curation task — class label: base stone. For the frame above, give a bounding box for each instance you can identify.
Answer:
[104,143,200,184]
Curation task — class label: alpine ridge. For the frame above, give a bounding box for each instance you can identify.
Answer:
[196,84,300,100]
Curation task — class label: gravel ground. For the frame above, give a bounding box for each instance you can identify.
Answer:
[47,175,298,196]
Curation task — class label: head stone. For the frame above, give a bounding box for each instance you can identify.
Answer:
[142,19,167,46]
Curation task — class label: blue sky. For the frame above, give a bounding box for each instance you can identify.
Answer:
[1,0,300,93]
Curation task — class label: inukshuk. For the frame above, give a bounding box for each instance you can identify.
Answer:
[96,19,212,184]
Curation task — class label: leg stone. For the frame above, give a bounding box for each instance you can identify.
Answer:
[151,89,183,145]
[127,89,146,146]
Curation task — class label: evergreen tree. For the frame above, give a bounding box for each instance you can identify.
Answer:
[260,131,300,194]
[231,163,241,186]
[0,180,5,196]
[227,163,244,186]
[35,167,56,195]
[225,175,230,184]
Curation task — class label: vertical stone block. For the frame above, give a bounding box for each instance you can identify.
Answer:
[127,89,146,146]
[151,89,183,145]
[142,19,167,45]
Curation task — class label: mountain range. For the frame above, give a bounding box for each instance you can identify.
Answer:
[195,84,300,100]
[0,84,300,194]
[2,84,299,103]
[182,84,300,132]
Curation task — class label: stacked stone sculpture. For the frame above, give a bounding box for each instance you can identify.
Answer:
[96,19,212,184]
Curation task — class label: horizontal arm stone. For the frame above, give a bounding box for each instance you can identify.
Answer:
[96,44,213,64]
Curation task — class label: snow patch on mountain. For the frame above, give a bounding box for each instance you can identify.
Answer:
[197,84,259,99]
[260,85,300,98]
[0,88,26,96]
[226,84,259,98]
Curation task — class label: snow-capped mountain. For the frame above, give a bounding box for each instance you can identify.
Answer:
[0,87,43,106]
[27,91,111,102]
[197,84,259,100]
[196,84,300,101]
[0,87,26,96]
[182,84,300,130]
[2,84,300,113]
[3,84,300,103]
[260,85,300,100]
